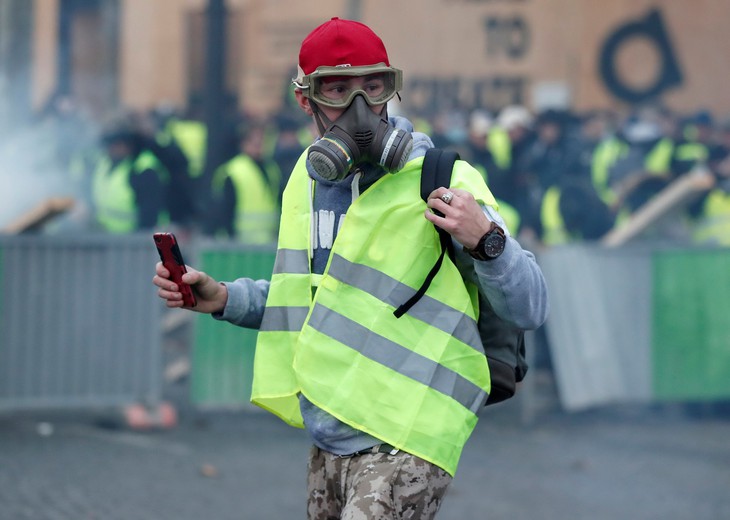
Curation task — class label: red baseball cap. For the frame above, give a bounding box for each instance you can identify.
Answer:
[298,17,391,75]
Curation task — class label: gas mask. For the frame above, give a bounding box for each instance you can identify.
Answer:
[308,95,413,181]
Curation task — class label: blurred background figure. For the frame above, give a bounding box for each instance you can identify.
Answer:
[539,174,617,246]
[608,108,676,215]
[429,106,469,151]
[157,101,208,182]
[487,105,536,220]
[523,109,576,193]
[463,109,496,178]
[520,109,576,241]
[268,110,310,206]
[688,117,730,245]
[463,108,522,235]
[574,109,624,208]
[141,103,199,234]
[92,109,168,233]
[672,110,715,175]
[209,120,279,244]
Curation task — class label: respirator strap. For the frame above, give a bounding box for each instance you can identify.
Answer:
[309,101,330,138]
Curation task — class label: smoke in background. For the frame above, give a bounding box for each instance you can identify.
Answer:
[0,0,105,234]
[0,94,101,232]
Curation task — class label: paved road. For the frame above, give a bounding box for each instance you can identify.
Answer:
[2,390,729,520]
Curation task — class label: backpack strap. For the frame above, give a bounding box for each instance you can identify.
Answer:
[424,148,459,260]
[394,148,459,318]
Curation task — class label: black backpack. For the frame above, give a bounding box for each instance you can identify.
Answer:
[394,148,528,406]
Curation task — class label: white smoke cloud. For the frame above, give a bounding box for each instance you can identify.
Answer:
[0,98,99,233]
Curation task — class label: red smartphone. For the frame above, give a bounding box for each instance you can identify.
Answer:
[153,232,197,307]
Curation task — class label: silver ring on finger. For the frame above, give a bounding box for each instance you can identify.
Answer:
[440,191,454,205]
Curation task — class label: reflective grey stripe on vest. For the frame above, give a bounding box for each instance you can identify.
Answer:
[260,306,309,332]
[273,248,310,275]
[264,248,310,331]
[327,254,484,355]
[308,303,487,413]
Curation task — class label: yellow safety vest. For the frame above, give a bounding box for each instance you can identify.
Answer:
[487,126,511,170]
[540,185,625,245]
[644,137,674,174]
[92,150,167,233]
[591,137,626,205]
[252,154,496,475]
[674,141,709,165]
[593,137,674,206]
[693,189,730,246]
[212,155,279,244]
[540,186,570,246]
[165,119,207,178]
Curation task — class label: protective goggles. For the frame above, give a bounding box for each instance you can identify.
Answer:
[293,64,403,109]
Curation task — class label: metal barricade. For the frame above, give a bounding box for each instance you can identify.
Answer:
[0,233,163,412]
[541,243,730,411]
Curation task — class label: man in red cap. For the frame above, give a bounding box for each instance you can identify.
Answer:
[154,17,548,519]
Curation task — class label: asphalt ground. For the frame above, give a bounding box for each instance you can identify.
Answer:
[2,379,730,520]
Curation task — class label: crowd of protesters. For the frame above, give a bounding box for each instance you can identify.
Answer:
[443,103,730,249]
[26,92,730,250]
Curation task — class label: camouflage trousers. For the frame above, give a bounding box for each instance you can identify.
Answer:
[306,445,452,520]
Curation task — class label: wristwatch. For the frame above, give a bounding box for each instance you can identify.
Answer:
[465,221,506,261]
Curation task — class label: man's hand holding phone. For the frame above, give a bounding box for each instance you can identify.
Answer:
[152,233,228,314]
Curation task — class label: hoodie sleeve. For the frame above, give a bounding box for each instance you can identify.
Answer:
[453,206,549,331]
[212,278,270,329]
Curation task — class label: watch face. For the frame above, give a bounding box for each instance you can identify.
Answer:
[467,223,506,261]
[483,233,505,258]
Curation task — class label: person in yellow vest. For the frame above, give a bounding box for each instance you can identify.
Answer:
[539,176,617,246]
[691,185,730,246]
[155,105,212,230]
[485,105,537,237]
[93,111,168,233]
[161,111,207,180]
[153,17,548,519]
[672,110,714,176]
[144,104,199,230]
[210,121,280,244]
[690,117,730,245]
[607,114,675,214]
[464,110,523,235]
[575,109,625,207]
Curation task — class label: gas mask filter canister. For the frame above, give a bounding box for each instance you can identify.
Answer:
[308,95,413,181]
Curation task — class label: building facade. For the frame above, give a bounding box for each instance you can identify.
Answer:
[10,0,730,123]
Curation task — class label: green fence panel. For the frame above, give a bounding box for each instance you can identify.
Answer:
[652,248,730,400]
[191,245,276,407]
